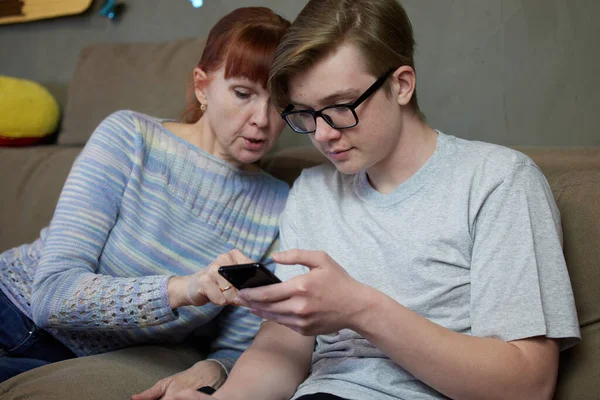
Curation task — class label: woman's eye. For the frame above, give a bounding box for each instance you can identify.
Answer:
[234,89,251,99]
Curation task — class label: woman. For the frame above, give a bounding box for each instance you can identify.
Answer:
[0,6,290,388]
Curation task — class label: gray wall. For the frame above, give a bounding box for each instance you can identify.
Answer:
[1,0,598,147]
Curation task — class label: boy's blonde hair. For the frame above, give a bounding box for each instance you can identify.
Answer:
[269,0,424,120]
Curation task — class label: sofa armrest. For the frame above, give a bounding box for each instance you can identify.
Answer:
[0,146,80,251]
[550,170,600,400]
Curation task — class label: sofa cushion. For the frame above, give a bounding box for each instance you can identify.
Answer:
[59,38,205,145]
[0,344,203,399]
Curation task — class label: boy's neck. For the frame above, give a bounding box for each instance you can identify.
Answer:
[366,117,439,195]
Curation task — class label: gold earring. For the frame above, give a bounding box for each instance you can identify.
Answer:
[200,103,206,112]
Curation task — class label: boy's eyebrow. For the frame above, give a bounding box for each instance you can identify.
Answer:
[290,88,361,109]
[321,88,361,103]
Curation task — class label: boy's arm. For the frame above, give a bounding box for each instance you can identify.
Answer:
[214,321,314,400]
[355,290,560,400]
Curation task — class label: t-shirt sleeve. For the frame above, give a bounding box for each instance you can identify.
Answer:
[470,161,580,350]
[274,184,310,282]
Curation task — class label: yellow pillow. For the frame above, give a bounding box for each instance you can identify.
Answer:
[0,75,60,146]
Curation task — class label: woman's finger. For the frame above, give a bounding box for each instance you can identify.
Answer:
[228,249,253,264]
[215,274,239,304]
[203,279,229,306]
[215,252,234,268]
[208,262,238,304]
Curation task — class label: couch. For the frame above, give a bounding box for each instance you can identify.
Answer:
[0,38,598,400]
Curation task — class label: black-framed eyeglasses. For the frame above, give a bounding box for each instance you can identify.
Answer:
[281,68,397,134]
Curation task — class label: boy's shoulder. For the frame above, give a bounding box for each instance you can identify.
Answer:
[450,134,538,178]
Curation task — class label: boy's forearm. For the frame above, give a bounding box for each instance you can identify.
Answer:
[215,322,314,400]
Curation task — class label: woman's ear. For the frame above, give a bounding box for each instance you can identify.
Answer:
[193,67,210,105]
[392,66,416,107]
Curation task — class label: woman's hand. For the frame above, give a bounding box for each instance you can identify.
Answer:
[131,360,226,400]
[235,249,371,336]
[168,250,253,309]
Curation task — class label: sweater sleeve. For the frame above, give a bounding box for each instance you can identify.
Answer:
[31,111,177,330]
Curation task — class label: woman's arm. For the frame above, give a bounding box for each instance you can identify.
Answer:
[31,111,178,330]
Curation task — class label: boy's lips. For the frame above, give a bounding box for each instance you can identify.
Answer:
[327,147,353,160]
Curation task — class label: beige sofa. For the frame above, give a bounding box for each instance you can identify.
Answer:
[0,39,599,399]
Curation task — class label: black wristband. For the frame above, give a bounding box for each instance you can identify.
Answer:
[197,386,216,395]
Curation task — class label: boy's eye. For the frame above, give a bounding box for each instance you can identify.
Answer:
[234,89,251,99]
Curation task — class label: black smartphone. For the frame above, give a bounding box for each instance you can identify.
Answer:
[218,262,281,290]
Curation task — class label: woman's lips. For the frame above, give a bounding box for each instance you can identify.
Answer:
[243,137,266,150]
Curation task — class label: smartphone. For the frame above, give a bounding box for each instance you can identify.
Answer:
[218,262,281,290]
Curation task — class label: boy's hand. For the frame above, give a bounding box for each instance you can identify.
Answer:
[235,249,371,335]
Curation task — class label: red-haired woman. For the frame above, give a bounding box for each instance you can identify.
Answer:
[0,6,290,390]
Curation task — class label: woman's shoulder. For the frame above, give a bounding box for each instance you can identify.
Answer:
[96,110,165,138]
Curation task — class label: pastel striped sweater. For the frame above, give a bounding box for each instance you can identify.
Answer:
[0,110,289,371]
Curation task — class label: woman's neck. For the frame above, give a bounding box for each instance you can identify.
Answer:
[162,120,259,172]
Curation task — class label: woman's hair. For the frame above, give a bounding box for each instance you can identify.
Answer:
[269,0,425,121]
[183,7,290,123]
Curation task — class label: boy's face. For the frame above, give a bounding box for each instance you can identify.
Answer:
[287,43,405,175]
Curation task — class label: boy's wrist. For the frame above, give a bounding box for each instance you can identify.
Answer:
[348,283,389,335]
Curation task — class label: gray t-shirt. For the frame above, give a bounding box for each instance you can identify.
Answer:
[276,132,580,400]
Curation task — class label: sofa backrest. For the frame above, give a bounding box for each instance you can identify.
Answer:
[58,38,310,150]
[58,39,205,145]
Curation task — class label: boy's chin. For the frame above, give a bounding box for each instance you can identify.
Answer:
[331,161,362,175]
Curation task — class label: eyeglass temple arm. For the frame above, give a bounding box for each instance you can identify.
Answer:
[350,67,397,108]
[281,104,294,117]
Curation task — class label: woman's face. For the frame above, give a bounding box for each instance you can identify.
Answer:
[195,67,285,166]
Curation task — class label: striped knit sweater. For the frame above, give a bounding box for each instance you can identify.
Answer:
[0,110,289,371]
